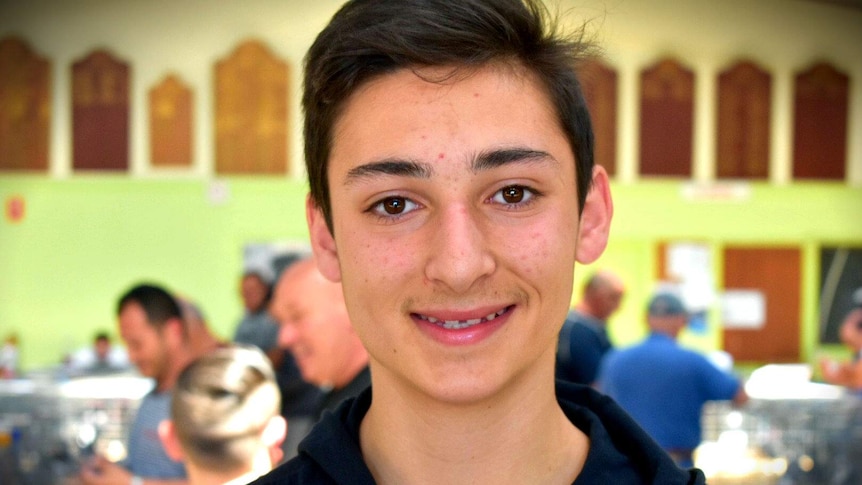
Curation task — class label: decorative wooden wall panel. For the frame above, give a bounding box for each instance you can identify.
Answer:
[215,39,288,175]
[639,58,694,177]
[149,75,192,167]
[72,49,129,171]
[0,36,50,171]
[792,62,848,180]
[717,61,770,179]
[579,58,617,176]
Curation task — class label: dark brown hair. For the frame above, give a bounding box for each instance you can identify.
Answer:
[303,0,597,233]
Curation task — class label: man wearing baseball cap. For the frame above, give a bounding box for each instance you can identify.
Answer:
[598,290,748,468]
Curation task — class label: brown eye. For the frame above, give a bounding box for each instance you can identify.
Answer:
[501,186,524,204]
[382,197,406,214]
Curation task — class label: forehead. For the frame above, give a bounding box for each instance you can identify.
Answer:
[330,63,565,170]
[119,303,154,333]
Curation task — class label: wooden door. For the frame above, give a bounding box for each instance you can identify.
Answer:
[722,246,801,363]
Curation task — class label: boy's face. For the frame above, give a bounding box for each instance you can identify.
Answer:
[309,63,611,404]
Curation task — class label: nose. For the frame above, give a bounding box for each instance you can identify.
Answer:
[423,204,495,293]
[278,323,298,349]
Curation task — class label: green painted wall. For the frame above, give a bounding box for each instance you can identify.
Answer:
[2,176,860,370]
[0,176,310,369]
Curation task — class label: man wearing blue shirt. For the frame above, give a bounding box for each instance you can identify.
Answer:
[599,291,749,468]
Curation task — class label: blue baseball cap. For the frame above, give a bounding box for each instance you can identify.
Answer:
[647,292,688,317]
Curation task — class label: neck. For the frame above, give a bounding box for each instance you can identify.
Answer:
[156,344,196,393]
[574,302,603,323]
[651,326,681,339]
[186,467,256,485]
[186,451,273,485]
[189,330,222,357]
[360,359,587,485]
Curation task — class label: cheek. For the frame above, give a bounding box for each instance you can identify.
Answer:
[506,220,575,277]
[344,230,416,286]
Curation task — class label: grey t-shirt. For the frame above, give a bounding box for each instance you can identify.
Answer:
[125,390,186,479]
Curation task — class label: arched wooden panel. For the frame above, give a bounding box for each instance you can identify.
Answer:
[214,39,288,175]
[72,49,129,171]
[0,36,50,172]
[579,58,617,177]
[639,58,693,178]
[792,62,848,181]
[717,60,771,179]
[149,74,193,167]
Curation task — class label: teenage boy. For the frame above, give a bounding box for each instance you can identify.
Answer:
[254,0,704,483]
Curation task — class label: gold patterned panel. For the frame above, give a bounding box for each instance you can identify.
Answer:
[579,58,617,176]
[149,74,193,167]
[215,39,288,175]
[717,60,771,179]
[639,58,694,177]
[72,49,129,171]
[0,36,50,171]
[792,62,848,180]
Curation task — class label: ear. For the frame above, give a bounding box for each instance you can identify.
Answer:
[261,415,287,447]
[575,166,613,265]
[262,415,287,465]
[157,420,185,463]
[306,194,342,282]
[164,317,185,346]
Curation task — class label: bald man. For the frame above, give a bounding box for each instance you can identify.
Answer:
[556,270,626,386]
[270,257,370,419]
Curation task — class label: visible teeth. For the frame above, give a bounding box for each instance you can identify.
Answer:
[418,307,507,329]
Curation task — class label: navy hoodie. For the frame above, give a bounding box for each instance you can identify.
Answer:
[251,381,706,484]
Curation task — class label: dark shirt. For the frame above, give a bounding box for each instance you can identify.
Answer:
[556,310,612,385]
[250,381,705,485]
[277,350,325,417]
[317,366,371,420]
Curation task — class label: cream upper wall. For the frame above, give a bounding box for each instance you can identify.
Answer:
[1,0,348,179]
[1,0,861,184]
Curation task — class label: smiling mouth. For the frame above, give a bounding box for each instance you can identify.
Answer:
[414,306,512,330]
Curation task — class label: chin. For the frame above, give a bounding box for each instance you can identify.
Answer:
[420,372,514,407]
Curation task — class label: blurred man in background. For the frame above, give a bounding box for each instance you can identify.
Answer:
[271,257,370,419]
[599,290,748,468]
[67,331,131,375]
[556,270,625,386]
[821,287,862,393]
[80,283,192,485]
[233,267,323,424]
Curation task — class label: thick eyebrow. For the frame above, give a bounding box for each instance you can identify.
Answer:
[344,158,433,185]
[472,148,555,172]
[343,148,554,185]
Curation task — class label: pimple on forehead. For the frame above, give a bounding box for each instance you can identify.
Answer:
[438,153,445,159]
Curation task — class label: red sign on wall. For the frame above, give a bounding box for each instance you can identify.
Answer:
[5,195,25,223]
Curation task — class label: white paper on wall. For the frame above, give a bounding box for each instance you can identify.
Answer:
[721,290,766,329]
